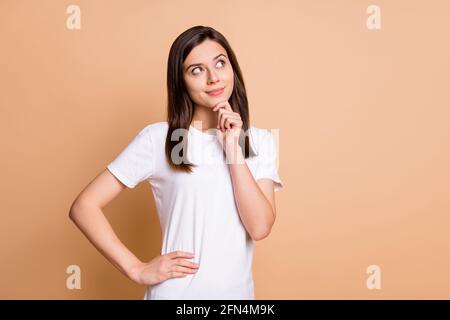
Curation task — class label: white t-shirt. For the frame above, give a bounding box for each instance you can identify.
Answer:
[106,121,283,299]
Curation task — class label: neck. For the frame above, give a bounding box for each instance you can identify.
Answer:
[191,104,218,131]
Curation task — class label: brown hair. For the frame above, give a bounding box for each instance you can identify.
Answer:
[165,25,256,172]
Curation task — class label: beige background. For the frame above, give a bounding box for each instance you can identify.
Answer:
[1,0,449,299]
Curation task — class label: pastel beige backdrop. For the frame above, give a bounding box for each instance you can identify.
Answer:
[1,0,449,299]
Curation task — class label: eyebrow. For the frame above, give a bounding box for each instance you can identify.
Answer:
[185,53,228,72]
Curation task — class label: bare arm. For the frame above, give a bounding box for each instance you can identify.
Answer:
[69,169,200,285]
[69,169,144,282]
[213,101,278,241]
[227,146,277,241]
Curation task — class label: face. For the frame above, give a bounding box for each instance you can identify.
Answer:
[183,39,234,109]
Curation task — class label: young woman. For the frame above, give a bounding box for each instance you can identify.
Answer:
[69,25,283,300]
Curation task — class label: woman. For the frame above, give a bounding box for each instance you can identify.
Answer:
[69,25,283,300]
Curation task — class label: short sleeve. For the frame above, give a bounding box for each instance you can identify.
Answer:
[106,126,154,189]
[255,130,283,192]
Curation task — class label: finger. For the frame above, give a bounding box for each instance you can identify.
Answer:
[175,258,200,269]
[172,265,198,274]
[223,101,233,112]
[217,110,236,130]
[212,102,227,112]
[222,115,231,129]
[230,117,243,128]
[215,108,227,130]
[168,271,189,279]
[219,110,241,125]
[217,109,228,129]
[167,251,195,259]
[221,113,241,130]
[225,118,241,130]
[224,117,235,129]
[215,102,233,114]
[217,108,230,130]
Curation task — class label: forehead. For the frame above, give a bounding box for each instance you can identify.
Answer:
[184,39,227,64]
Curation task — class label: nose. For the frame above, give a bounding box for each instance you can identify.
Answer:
[207,69,219,85]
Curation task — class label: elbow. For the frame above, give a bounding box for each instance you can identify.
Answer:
[250,225,272,241]
[68,202,78,221]
[69,199,99,223]
[68,200,85,222]
[249,211,276,241]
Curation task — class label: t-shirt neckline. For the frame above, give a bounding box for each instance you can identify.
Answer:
[189,125,218,140]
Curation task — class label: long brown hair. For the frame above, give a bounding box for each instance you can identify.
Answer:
[165,25,256,173]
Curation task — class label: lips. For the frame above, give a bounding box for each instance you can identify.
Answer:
[206,87,224,96]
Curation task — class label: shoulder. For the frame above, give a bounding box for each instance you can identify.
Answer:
[248,125,272,138]
[247,125,276,155]
[137,121,169,139]
[139,121,168,133]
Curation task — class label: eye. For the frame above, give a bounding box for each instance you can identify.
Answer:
[216,59,226,68]
[190,59,226,75]
[191,66,203,75]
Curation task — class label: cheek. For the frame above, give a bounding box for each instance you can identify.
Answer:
[224,67,234,82]
[184,78,203,97]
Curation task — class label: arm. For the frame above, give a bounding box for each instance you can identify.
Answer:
[227,145,277,241]
[213,101,279,241]
[68,169,144,282]
[69,169,200,285]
